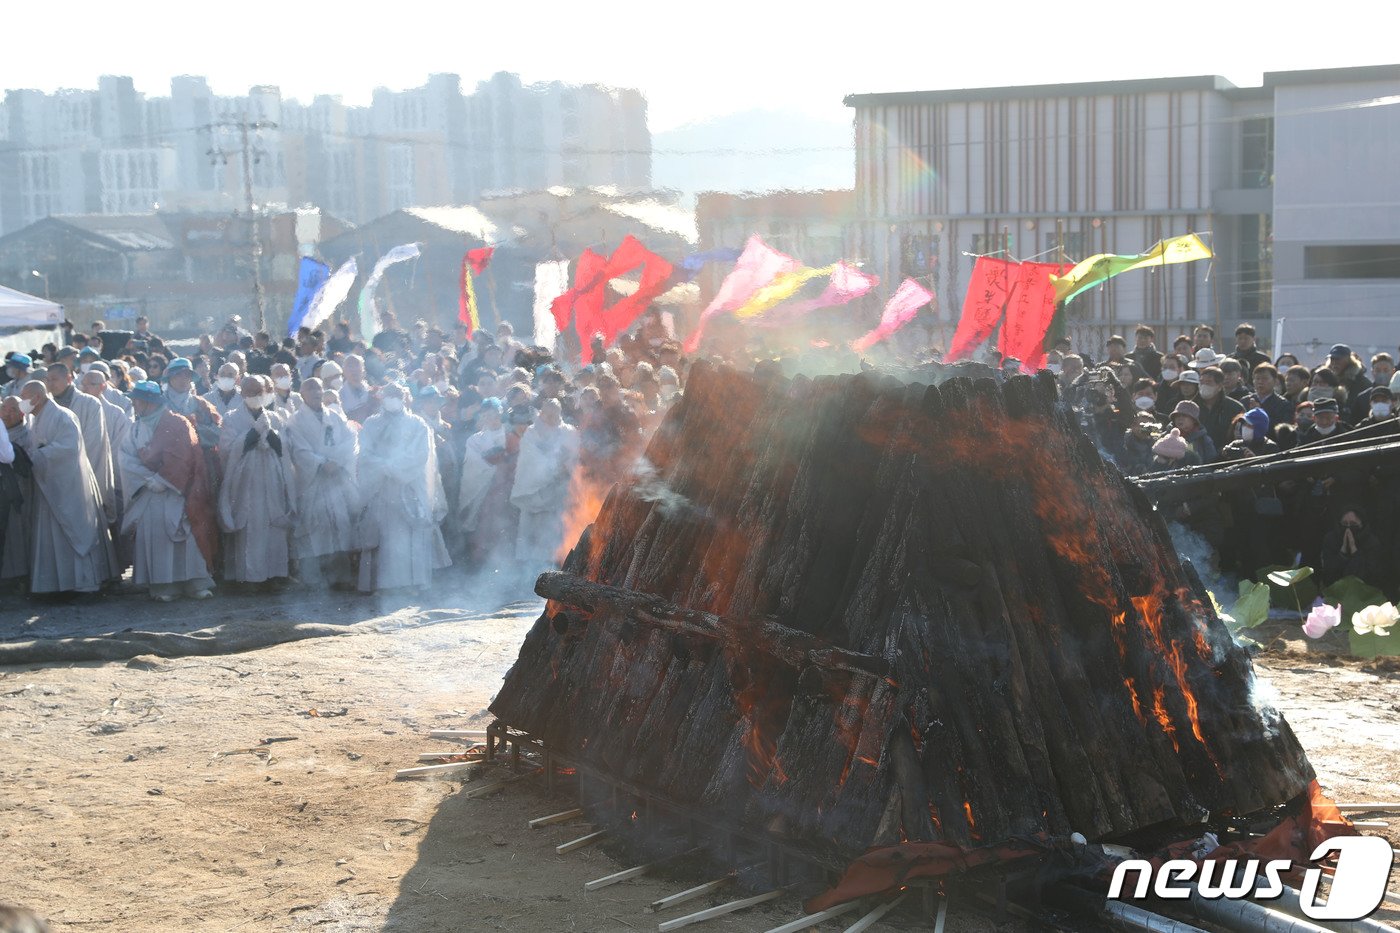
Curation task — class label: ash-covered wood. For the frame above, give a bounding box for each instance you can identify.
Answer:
[490,364,1315,862]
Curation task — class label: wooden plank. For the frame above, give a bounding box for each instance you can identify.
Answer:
[418,750,482,761]
[1350,820,1388,829]
[1337,803,1400,812]
[646,876,734,914]
[556,829,606,854]
[584,862,653,892]
[763,900,862,933]
[842,892,906,933]
[657,889,785,932]
[459,769,540,799]
[528,808,584,829]
[933,897,948,933]
[394,760,484,780]
[429,729,489,740]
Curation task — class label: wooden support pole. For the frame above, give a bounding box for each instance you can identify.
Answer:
[429,730,488,741]
[556,829,606,854]
[646,876,734,914]
[394,760,484,780]
[763,900,862,933]
[460,769,540,799]
[842,892,907,933]
[529,808,584,829]
[1337,803,1400,812]
[584,862,653,892]
[933,897,948,933]
[657,889,786,932]
[418,750,482,761]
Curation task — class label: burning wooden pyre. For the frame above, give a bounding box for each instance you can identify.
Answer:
[490,364,1314,873]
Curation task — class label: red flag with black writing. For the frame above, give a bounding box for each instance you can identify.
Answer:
[947,257,1015,361]
[998,261,1071,371]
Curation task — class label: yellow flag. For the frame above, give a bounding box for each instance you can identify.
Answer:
[1050,234,1212,304]
[734,265,837,319]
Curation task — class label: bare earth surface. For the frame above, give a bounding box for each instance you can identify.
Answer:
[3,591,1399,932]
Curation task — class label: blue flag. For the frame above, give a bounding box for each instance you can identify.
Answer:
[287,256,331,337]
[677,247,742,282]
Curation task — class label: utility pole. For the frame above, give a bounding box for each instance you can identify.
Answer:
[204,113,277,331]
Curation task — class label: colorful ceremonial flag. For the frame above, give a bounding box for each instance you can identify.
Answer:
[998,261,1072,371]
[677,247,742,282]
[302,258,357,333]
[852,278,934,353]
[551,248,606,332]
[683,235,798,353]
[759,260,878,327]
[458,246,495,336]
[948,257,1016,361]
[594,235,674,347]
[532,260,570,349]
[733,265,837,320]
[358,243,421,340]
[286,256,330,337]
[1050,233,1212,305]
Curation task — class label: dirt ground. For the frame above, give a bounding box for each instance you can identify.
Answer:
[3,590,1400,932]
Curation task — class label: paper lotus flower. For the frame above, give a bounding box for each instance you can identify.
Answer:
[1352,603,1398,637]
[1302,601,1341,639]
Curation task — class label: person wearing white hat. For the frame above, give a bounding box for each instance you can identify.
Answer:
[1187,347,1227,370]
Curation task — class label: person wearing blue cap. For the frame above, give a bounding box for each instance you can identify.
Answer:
[119,381,216,601]
[1324,343,1373,406]
[2,353,32,396]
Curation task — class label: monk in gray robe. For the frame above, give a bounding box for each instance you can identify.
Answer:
[510,398,580,567]
[47,362,117,525]
[203,362,242,415]
[355,383,449,592]
[217,376,295,586]
[119,382,216,601]
[286,377,358,587]
[0,397,31,588]
[17,381,117,594]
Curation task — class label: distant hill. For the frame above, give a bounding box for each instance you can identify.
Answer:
[652,109,853,198]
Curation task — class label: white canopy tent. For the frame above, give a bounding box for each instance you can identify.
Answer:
[0,284,65,357]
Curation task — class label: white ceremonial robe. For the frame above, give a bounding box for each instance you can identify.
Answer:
[26,401,117,593]
[268,391,303,416]
[202,387,241,415]
[103,385,133,416]
[57,387,117,523]
[457,427,505,532]
[286,404,358,559]
[119,413,211,590]
[217,405,295,583]
[355,410,450,591]
[509,421,580,565]
[1,421,33,583]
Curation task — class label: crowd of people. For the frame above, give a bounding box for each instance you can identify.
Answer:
[1034,321,1400,592]
[0,311,681,601]
[2,309,1396,604]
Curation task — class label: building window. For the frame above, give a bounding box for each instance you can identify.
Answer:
[1304,244,1400,279]
[970,232,1013,265]
[901,233,939,287]
[1042,231,1086,263]
[1240,214,1273,316]
[1240,117,1274,189]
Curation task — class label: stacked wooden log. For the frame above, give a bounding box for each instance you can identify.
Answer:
[490,364,1315,864]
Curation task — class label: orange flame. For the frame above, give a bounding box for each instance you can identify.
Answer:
[556,468,610,565]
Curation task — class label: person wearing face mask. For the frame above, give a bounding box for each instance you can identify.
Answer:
[286,377,359,589]
[1320,508,1388,588]
[1298,398,1350,446]
[1128,378,1161,422]
[0,395,34,586]
[1120,410,1162,474]
[204,362,242,414]
[1153,354,1186,415]
[1352,385,1398,435]
[1351,353,1396,424]
[16,380,118,595]
[354,383,450,593]
[1305,361,1350,414]
[163,358,224,493]
[337,356,378,424]
[1169,400,1218,464]
[2,353,33,396]
[267,363,303,415]
[1221,408,1278,460]
[1193,366,1244,453]
[216,376,295,589]
[118,382,217,601]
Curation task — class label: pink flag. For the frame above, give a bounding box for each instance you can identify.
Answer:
[851,278,934,353]
[757,260,879,327]
[682,234,798,353]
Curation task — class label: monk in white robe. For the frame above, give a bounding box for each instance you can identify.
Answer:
[119,383,216,600]
[457,401,506,536]
[355,383,449,592]
[47,363,117,525]
[203,362,242,415]
[217,376,295,585]
[0,397,31,587]
[17,381,117,593]
[509,398,580,567]
[286,378,358,587]
[268,362,303,416]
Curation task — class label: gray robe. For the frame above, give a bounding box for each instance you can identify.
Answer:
[1,421,33,583]
[57,387,117,523]
[202,387,241,416]
[119,412,212,588]
[103,385,133,416]
[509,421,579,566]
[217,404,295,582]
[287,404,358,559]
[25,401,117,593]
[268,391,303,416]
[355,410,450,591]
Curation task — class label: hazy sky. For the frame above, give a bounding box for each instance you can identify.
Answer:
[6,2,1397,132]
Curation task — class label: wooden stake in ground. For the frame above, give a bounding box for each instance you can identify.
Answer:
[843,892,906,933]
[763,899,863,933]
[528,808,584,829]
[556,829,606,854]
[394,760,484,780]
[657,889,786,932]
[646,876,734,914]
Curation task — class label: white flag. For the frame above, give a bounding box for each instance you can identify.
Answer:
[532,260,570,350]
[304,258,357,332]
[358,243,422,340]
